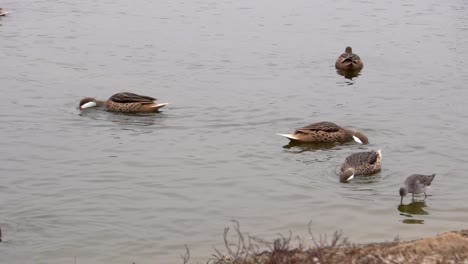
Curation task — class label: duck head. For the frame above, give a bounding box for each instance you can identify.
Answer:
[350,130,369,144]
[340,168,355,183]
[79,97,100,110]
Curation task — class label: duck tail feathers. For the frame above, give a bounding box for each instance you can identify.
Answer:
[276,133,299,140]
[152,103,169,109]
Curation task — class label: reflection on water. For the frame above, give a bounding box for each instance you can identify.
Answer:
[336,68,362,80]
[79,109,168,127]
[402,219,425,224]
[347,173,382,184]
[338,172,382,185]
[398,201,429,225]
[282,141,338,153]
[398,201,429,215]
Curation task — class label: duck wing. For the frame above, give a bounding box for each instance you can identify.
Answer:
[341,54,361,63]
[109,92,156,104]
[365,151,380,165]
[413,174,436,186]
[295,122,341,134]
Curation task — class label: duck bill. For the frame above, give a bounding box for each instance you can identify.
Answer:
[80,101,97,109]
[352,135,363,144]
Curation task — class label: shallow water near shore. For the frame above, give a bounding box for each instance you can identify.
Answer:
[1,0,468,263]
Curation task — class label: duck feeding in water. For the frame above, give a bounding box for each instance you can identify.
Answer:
[277,121,368,144]
[339,149,382,183]
[79,92,168,113]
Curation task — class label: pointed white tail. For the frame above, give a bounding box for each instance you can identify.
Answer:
[276,133,298,140]
[152,103,169,109]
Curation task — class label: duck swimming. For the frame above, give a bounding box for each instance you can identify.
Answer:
[335,46,363,71]
[277,121,368,144]
[79,92,168,113]
[340,149,382,182]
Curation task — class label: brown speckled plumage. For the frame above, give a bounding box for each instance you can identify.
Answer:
[399,174,436,204]
[79,92,168,113]
[278,121,368,144]
[340,149,382,182]
[335,46,364,71]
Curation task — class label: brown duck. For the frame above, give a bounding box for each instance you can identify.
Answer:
[335,46,364,71]
[277,121,368,144]
[79,92,168,113]
[340,149,382,182]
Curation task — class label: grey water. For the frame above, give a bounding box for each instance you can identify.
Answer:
[1,0,468,263]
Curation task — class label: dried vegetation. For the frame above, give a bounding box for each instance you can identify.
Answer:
[182,221,468,264]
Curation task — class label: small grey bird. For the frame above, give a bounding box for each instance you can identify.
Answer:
[340,149,382,182]
[399,174,436,204]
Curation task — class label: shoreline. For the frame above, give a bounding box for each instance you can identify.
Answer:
[191,226,468,264]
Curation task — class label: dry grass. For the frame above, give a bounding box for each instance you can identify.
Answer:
[182,221,468,264]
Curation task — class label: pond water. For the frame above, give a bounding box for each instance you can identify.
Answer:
[1,0,468,263]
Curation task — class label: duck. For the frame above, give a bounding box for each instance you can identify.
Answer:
[335,46,363,71]
[277,121,368,144]
[79,92,168,113]
[0,8,9,16]
[340,149,382,182]
[399,174,436,204]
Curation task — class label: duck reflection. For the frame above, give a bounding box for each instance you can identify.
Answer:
[336,68,362,80]
[79,109,167,127]
[107,112,167,127]
[282,141,337,153]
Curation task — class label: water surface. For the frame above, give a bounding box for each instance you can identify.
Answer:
[1,0,468,263]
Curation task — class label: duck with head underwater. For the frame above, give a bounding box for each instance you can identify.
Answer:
[79,92,168,113]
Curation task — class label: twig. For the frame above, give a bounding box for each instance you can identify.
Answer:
[181,245,190,264]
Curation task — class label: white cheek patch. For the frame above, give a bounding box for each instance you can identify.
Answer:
[81,101,97,109]
[347,174,355,181]
[352,135,363,144]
